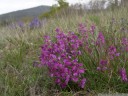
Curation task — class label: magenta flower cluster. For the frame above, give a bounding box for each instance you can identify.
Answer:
[90,24,95,35]
[122,37,128,52]
[78,23,87,34]
[96,32,105,46]
[119,68,128,82]
[38,21,128,90]
[40,28,86,88]
[97,59,108,71]
[108,45,120,59]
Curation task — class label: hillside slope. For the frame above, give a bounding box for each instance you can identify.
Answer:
[0,5,50,21]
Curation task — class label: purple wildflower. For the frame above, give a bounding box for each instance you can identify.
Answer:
[122,37,128,52]
[79,78,86,88]
[115,53,120,56]
[97,59,108,71]
[108,45,120,59]
[108,46,116,54]
[122,37,128,46]
[96,32,105,46]
[29,17,41,29]
[90,24,96,35]
[100,60,108,65]
[78,23,87,34]
[119,68,128,82]
[18,21,24,28]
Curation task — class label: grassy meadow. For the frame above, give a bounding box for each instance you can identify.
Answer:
[0,5,128,96]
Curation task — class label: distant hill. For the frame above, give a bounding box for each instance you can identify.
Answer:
[0,5,51,22]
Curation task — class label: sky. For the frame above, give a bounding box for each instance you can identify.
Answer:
[0,0,90,15]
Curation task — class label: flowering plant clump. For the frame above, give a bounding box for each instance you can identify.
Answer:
[38,19,128,92]
[39,28,86,88]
